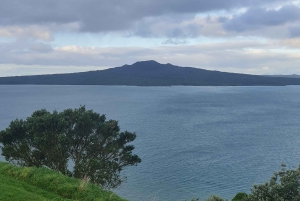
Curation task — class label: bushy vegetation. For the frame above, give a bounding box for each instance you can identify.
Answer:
[210,164,300,201]
[0,162,127,201]
[0,106,141,189]
[184,195,228,201]
[205,195,227,201]
[184,164,300,201]
[231,193,247,201]
[244,164,300,201]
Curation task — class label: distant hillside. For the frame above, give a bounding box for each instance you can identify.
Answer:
[1,60,300,86]
[266,74,300,78]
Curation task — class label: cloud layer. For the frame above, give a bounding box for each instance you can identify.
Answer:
[223,5,300,33]
[0,0,300,76]
[1,0,295,34]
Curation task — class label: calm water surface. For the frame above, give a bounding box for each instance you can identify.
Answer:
[1,85,300,201]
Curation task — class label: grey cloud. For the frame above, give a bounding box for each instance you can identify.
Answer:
[217,16,229,23]
[131,23,154,38]
[223,5,300,32]
[29,43,53,53]
[167,24,202,38]
[133,25,203,38]
[0,0,291,33]
[162,39,187,45]
[1,1,75,26]
[132,16,203,38]
[206,15,212,23]
[289,25,300,37]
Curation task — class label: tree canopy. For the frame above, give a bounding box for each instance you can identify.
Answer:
[0,106,141,189]
[244,164,300,201]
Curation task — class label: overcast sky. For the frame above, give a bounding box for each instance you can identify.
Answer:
[1,0,300,76]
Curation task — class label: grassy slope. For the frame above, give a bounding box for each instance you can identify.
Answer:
[0,162,127,201]
[0,174,66,201]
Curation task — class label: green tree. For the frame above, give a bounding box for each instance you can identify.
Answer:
[245,164,300,201]
[0,106,141,189]
[205,195,226,201]
[232,192,247,201]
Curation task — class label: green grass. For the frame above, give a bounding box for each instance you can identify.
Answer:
[0,173,66,201]
[0,162,127,201]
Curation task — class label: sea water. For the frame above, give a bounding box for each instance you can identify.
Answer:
[1,85,300,201]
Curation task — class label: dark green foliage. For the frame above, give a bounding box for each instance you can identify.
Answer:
[184,195,227,201]
[183,198,199,201]
[245,164,300,201]
[0,110,70,175]
[205,195,226,201]
[0,106,141,189]
[0,162,127,201]
[232,192,247,201]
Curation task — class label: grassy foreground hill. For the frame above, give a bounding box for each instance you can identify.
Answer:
[0,162,127,201]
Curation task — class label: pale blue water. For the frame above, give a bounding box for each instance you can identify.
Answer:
[1,85,300,201]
